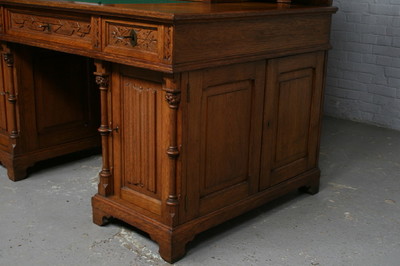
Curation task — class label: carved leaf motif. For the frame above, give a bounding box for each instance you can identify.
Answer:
[10,13,91,39]
[136,29,158,51]
[163,27,172,62]
[165,91,181,109]
[92,17,101,49]
[110,25,158,52]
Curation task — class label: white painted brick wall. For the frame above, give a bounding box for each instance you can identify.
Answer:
[325,0,400,130]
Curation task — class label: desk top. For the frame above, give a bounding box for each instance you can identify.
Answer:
[0,0,336,72]
[0,0,336,21]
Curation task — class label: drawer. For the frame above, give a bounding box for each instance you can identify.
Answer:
[5,8,93,49]
[102,19,166,63]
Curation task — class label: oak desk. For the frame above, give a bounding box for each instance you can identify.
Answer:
[0,0,336,262]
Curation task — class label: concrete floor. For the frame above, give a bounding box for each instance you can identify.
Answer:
[0,116,399,266]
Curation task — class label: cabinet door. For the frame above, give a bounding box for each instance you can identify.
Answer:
[260,52,325,189]
[185,62,265,219]
[110,65,167,218]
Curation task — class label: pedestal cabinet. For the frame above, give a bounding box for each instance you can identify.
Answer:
[92,51,327,262]
[0,44,100,181]
[0,0,336,263]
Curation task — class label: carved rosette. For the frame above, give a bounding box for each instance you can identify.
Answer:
[95,75,109,89]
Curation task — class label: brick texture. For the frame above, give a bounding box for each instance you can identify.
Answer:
[326,0,400,131]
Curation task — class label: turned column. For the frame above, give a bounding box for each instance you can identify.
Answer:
[163,76,181,227]
[94,60,113,197]
[0,43,27,181]
[1,44,18,140]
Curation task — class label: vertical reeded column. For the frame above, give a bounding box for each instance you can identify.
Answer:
[94,60,113,197]
[163,76,181,224]
[1,44,18,140]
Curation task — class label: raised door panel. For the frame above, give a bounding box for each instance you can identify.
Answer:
[185,62,265,219]
[274,68,313,168]
[260,52,325,189]
[111,65,166,217]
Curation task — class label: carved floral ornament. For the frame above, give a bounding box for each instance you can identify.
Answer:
[165,90,181,109]
[95,75,109,87]
[109,24,158,52]
[11,13,91,39]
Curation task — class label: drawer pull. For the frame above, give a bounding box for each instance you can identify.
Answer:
[115,29,137,47]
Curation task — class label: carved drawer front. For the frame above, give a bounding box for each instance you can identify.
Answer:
[5,8,93,48]
[103,19,168,63]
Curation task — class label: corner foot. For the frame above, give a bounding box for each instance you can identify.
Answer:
[299,178,320,195]
[150,231,190,263]
[7,167,28,182]
[158,240,187,263]
[93,208,112,226]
